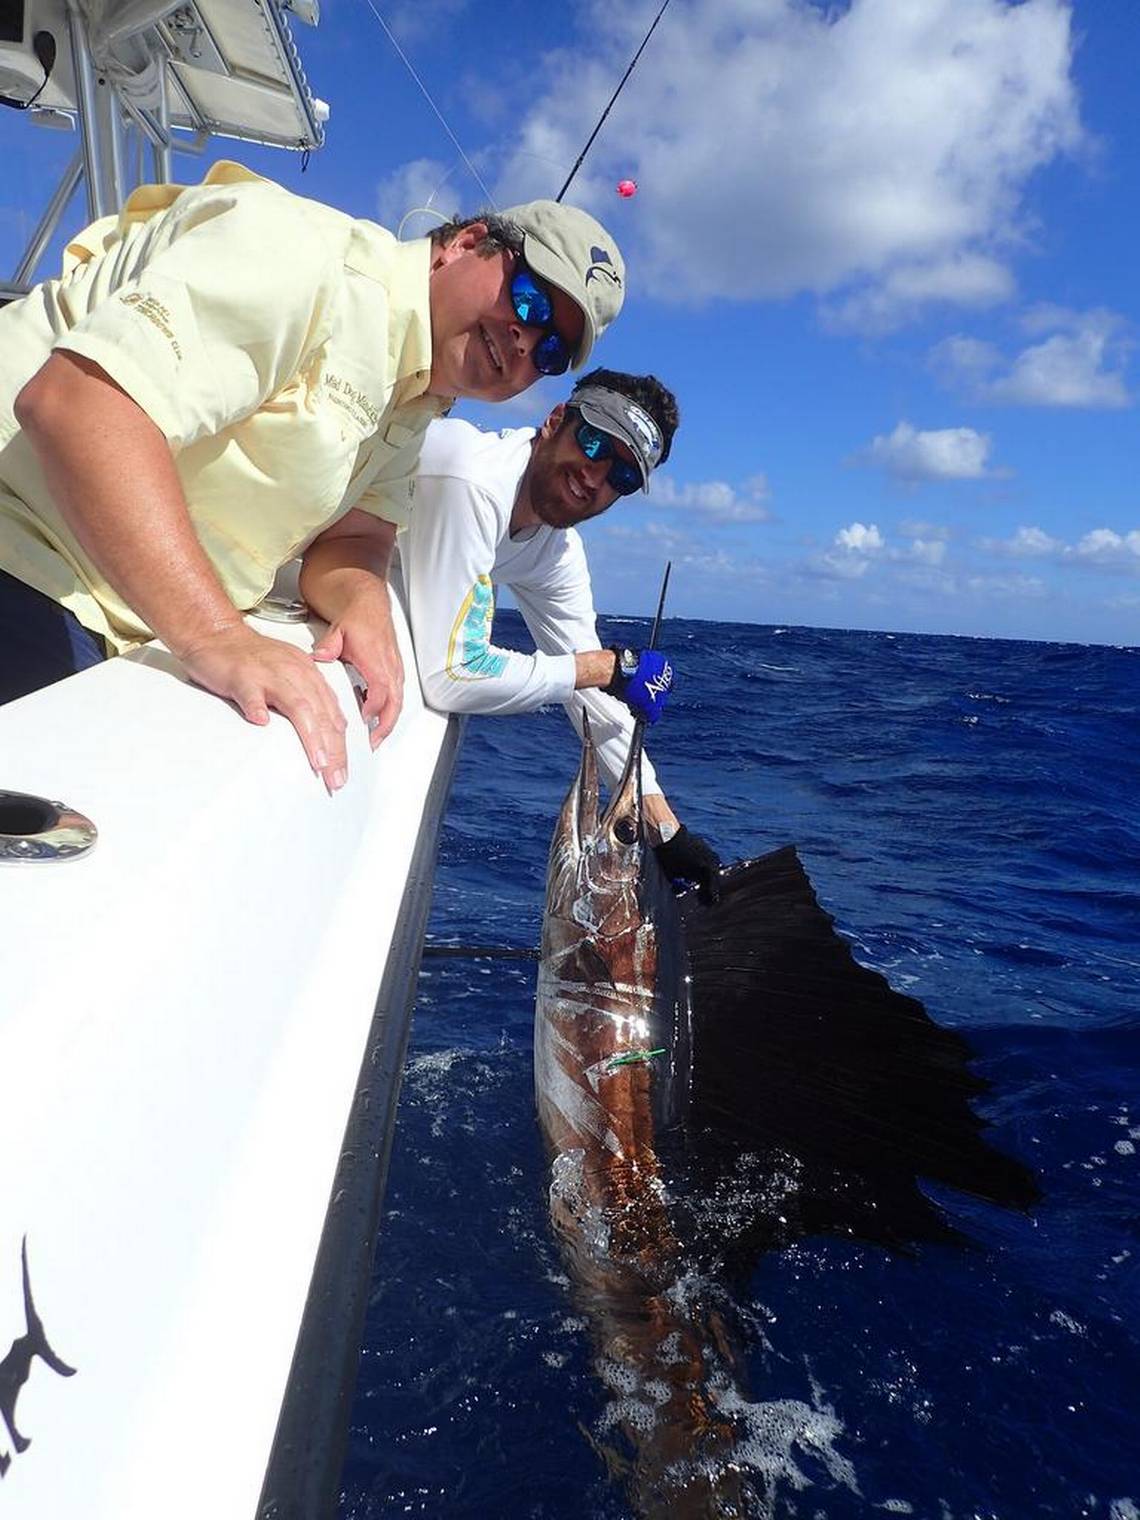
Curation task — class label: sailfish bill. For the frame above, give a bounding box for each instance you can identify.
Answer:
[534,718,1037,1516]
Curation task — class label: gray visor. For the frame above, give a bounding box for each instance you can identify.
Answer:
[572,386,663,490]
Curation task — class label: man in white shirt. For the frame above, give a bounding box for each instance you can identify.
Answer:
[390,368,721,897]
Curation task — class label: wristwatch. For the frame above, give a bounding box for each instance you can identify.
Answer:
[609,646,638,690]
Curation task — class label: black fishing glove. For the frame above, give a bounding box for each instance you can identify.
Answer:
[655,826,722,904]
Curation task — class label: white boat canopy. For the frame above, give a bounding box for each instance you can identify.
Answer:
[1,0,328,298]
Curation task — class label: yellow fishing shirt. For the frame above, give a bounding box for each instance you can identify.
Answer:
[0,161,446,651]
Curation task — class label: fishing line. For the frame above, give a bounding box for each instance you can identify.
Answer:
[358,0,496,207]
[555,0,672,202]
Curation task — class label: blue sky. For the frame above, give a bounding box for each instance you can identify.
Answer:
[2,0,1137,644]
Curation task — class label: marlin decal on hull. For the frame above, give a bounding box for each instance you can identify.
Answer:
[535,719,1037,1518]
[0,1239,76,1477]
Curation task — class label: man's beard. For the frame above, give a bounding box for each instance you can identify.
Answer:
[526,456,604,528]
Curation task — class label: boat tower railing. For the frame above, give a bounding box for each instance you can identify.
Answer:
[0,0,327,300]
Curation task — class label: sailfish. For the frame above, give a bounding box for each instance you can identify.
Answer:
[534,716,1038,1518]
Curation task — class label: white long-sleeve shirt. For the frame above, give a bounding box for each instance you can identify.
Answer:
[394,418,662,796]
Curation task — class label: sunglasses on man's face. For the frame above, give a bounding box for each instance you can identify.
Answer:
[573,419,643,497]
[510,263,574,376]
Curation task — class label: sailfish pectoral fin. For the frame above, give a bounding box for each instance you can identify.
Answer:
[680,846,1040,1251]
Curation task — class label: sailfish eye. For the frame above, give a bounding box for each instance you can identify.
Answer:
[613,817,638,845]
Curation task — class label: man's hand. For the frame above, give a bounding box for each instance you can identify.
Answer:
[301,511,403,747]
[311,580,404,748]
[180,624,349,792]
[605,646,674,725]
[656,825,722,904]
[17,353,355,791]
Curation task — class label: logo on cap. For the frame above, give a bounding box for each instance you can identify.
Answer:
[624,402,662,463]
[585,246,622,288]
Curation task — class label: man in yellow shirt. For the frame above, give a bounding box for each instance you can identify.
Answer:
[0,163,625,792]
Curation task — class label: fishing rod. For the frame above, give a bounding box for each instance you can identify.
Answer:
[555,0,672,202]
[646,561,672,652]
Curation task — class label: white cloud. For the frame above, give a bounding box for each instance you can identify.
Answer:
[909,538,948,566]
[1075,528,1140,562]
[374,157,455,233]
[979,525,1064,557]
[836,522,884,552]
[379,0,469,47]
[899,519,951,541]
[826,519,948,571]
[824,254,1014,334]
[809,520,884,579]
[965,573,1048,598]
[977,524,1140,571]
[649,473,771,524]
[489,0,1082,326]
[932,307,1132,407]
[814,553,873,581]
[931,335,1004,383]
[853,421,997,482]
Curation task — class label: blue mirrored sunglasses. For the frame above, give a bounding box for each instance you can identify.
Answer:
[574,420,643,496]
[510,263,573,376]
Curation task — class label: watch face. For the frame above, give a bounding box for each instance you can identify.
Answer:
[619,647,638,677]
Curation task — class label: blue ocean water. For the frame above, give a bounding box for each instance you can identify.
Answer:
[339,614,1140,1520]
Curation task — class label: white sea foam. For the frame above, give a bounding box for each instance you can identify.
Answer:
[550,1148,612,1256]
[646,1377,859,1517]
[657,1331,686,1365]
[404,1047,500,1135]
[598,1394,660,1436]
[1048,1309,1086,1337]
[719,1385,857,1494]
[598,1356,642,1395]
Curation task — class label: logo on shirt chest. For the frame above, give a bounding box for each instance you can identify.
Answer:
[323,372,382,435]
[119,291,183,360]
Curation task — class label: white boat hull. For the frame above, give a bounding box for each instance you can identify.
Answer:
[0,596,459,1517]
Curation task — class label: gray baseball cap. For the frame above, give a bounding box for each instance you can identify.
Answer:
[572,385,664,490]
[501,200,625,368]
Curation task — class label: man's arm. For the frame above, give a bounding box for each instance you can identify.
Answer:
[508,536,667,793]
[512,540,719,894]
[399,473,580,714]
[300,510,402,747]
[15,353,349,792]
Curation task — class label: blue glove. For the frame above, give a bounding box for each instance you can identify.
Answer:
[606,646,674,725]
